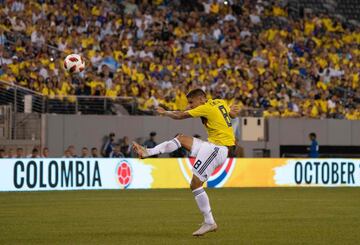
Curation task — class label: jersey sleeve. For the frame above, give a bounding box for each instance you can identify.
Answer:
[187,104,209,118]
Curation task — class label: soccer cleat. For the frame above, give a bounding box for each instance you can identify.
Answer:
[132,142,150,158]
[192,223,218,236]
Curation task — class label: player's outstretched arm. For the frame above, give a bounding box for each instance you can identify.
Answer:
[156,107,192,120]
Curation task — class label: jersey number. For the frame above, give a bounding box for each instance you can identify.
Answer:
[194,160,202,170]
[218,105,232,127]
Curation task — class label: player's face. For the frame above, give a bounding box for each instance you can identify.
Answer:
[187,96,205,109]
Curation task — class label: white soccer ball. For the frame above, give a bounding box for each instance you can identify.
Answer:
[64,54,85,73]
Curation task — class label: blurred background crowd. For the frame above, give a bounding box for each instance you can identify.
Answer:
[0,0,359,119]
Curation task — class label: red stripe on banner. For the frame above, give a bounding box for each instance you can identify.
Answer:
[189,157,196,166]
[225,158,233,172]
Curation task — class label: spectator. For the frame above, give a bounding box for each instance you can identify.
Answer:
[16,147,24,158]
[308,133,319,158]
[102,132,116,157]
[81,147,90,158]
[7,148,14,158]
[120,136,131,157]
[0,28,6,46]
[109,144,124,158]
[75,82,91,96]
[11,1,25,12]
[144,132,157,148]
[91,147,99,158]
[63,149,71,158]
[67,145,77,157]
[0,149,5,158]
[42,147,49,157]
[169,145,188,158]
[144,132,158,158]
[29,148,40,158]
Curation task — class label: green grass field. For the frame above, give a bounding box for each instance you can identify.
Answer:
[0,188,359,245]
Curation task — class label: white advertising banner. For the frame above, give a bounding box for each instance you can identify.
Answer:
[0,158,153,191]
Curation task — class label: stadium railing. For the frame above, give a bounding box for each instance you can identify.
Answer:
[0,80,137,115]
[0,80,45,113]
[0,105,12,140]
[46,95,136,115]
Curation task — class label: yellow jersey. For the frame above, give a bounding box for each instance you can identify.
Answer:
[187,99,235,146]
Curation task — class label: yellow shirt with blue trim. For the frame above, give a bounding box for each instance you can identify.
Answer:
[187,99,235,146]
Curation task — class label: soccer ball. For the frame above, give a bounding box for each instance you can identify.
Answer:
[63,54,85,73]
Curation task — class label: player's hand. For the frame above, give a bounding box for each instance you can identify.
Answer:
[230,104,241,115]
[156,106,166,115]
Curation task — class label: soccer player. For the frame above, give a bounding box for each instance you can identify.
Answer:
[132,88,239,236]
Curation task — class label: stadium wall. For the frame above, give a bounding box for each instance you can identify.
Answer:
[43,115,360,157]
[258,118,360,157]
[43,114,207,156]
[1,158,359,191]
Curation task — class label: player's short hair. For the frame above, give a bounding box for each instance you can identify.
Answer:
[186,88,206,99]
[309,132,317,138]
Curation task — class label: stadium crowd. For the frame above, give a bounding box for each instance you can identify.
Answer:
[0,0,359,119]
[0,145,103,158]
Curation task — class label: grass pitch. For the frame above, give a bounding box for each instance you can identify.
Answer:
[0,188,359,245]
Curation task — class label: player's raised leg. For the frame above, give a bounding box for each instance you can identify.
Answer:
[132,134,193,158]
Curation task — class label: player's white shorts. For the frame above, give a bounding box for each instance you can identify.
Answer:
[190,137,228,182]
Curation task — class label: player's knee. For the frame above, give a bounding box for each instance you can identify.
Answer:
[176,134,188,147]
[190,181,194,190]
[190,178,195,190]
[190,177,202,190]
[175,134,184,143]
[190,182,197,191]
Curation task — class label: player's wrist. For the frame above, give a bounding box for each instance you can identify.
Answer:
[161,110,169,117]
[165,111,177,119]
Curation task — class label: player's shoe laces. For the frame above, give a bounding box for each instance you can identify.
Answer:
[192,222,218,236]
[132,142,149,158]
